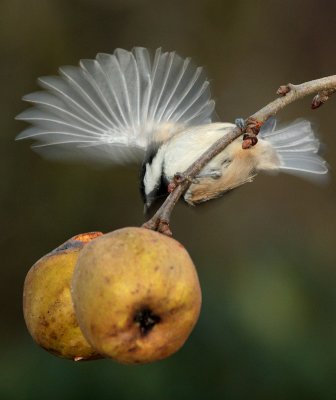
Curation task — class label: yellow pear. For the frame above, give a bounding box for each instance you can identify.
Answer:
[23,232,103,361]
[71,227,202,364]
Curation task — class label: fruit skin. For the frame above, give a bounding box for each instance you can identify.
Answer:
[23,232,103,361]
[72,227,202,364]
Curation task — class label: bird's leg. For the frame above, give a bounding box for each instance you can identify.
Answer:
[234,117,245,130]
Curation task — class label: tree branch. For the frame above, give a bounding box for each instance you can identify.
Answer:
[142,75,336,236]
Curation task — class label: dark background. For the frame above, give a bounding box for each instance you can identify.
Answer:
[1,1,336,399]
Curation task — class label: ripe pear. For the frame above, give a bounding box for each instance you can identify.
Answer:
[23,232,103,361]
[72,227,202,364]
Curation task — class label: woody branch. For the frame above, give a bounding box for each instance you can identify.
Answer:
[142,75,336,236]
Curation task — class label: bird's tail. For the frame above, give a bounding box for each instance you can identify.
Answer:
[259,118,328,180]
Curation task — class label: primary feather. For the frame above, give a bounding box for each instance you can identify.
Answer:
[16,47,215,164]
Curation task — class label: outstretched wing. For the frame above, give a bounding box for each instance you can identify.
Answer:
[16,47,215,164]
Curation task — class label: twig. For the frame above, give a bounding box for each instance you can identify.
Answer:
[311,88,336,109]
[142,75,336,236]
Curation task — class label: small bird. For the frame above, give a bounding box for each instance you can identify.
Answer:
[16,47,328,209]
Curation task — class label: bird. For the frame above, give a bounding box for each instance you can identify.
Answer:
[16,47,328,210]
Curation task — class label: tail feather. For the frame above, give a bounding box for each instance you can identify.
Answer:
[260,119,328,178]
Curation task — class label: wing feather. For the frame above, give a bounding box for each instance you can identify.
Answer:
[20,92,109,133]
[41,74,112,130]
[93,54,132,128]
[16,47,215,163]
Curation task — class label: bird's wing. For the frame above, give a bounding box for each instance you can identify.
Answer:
[16,47,215,164]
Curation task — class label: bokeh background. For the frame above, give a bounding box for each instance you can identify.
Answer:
[1,0,336,399]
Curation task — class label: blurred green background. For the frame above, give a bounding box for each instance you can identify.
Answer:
[1,0,336,399]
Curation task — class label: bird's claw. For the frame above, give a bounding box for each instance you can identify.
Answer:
[235,117,245,131]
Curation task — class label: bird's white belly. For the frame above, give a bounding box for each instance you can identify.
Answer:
[162,124,235,179]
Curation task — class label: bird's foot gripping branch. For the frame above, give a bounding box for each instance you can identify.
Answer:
[143,76,336,236]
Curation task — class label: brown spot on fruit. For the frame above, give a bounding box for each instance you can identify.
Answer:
[128,346,137,353]
[50,331,58,340]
